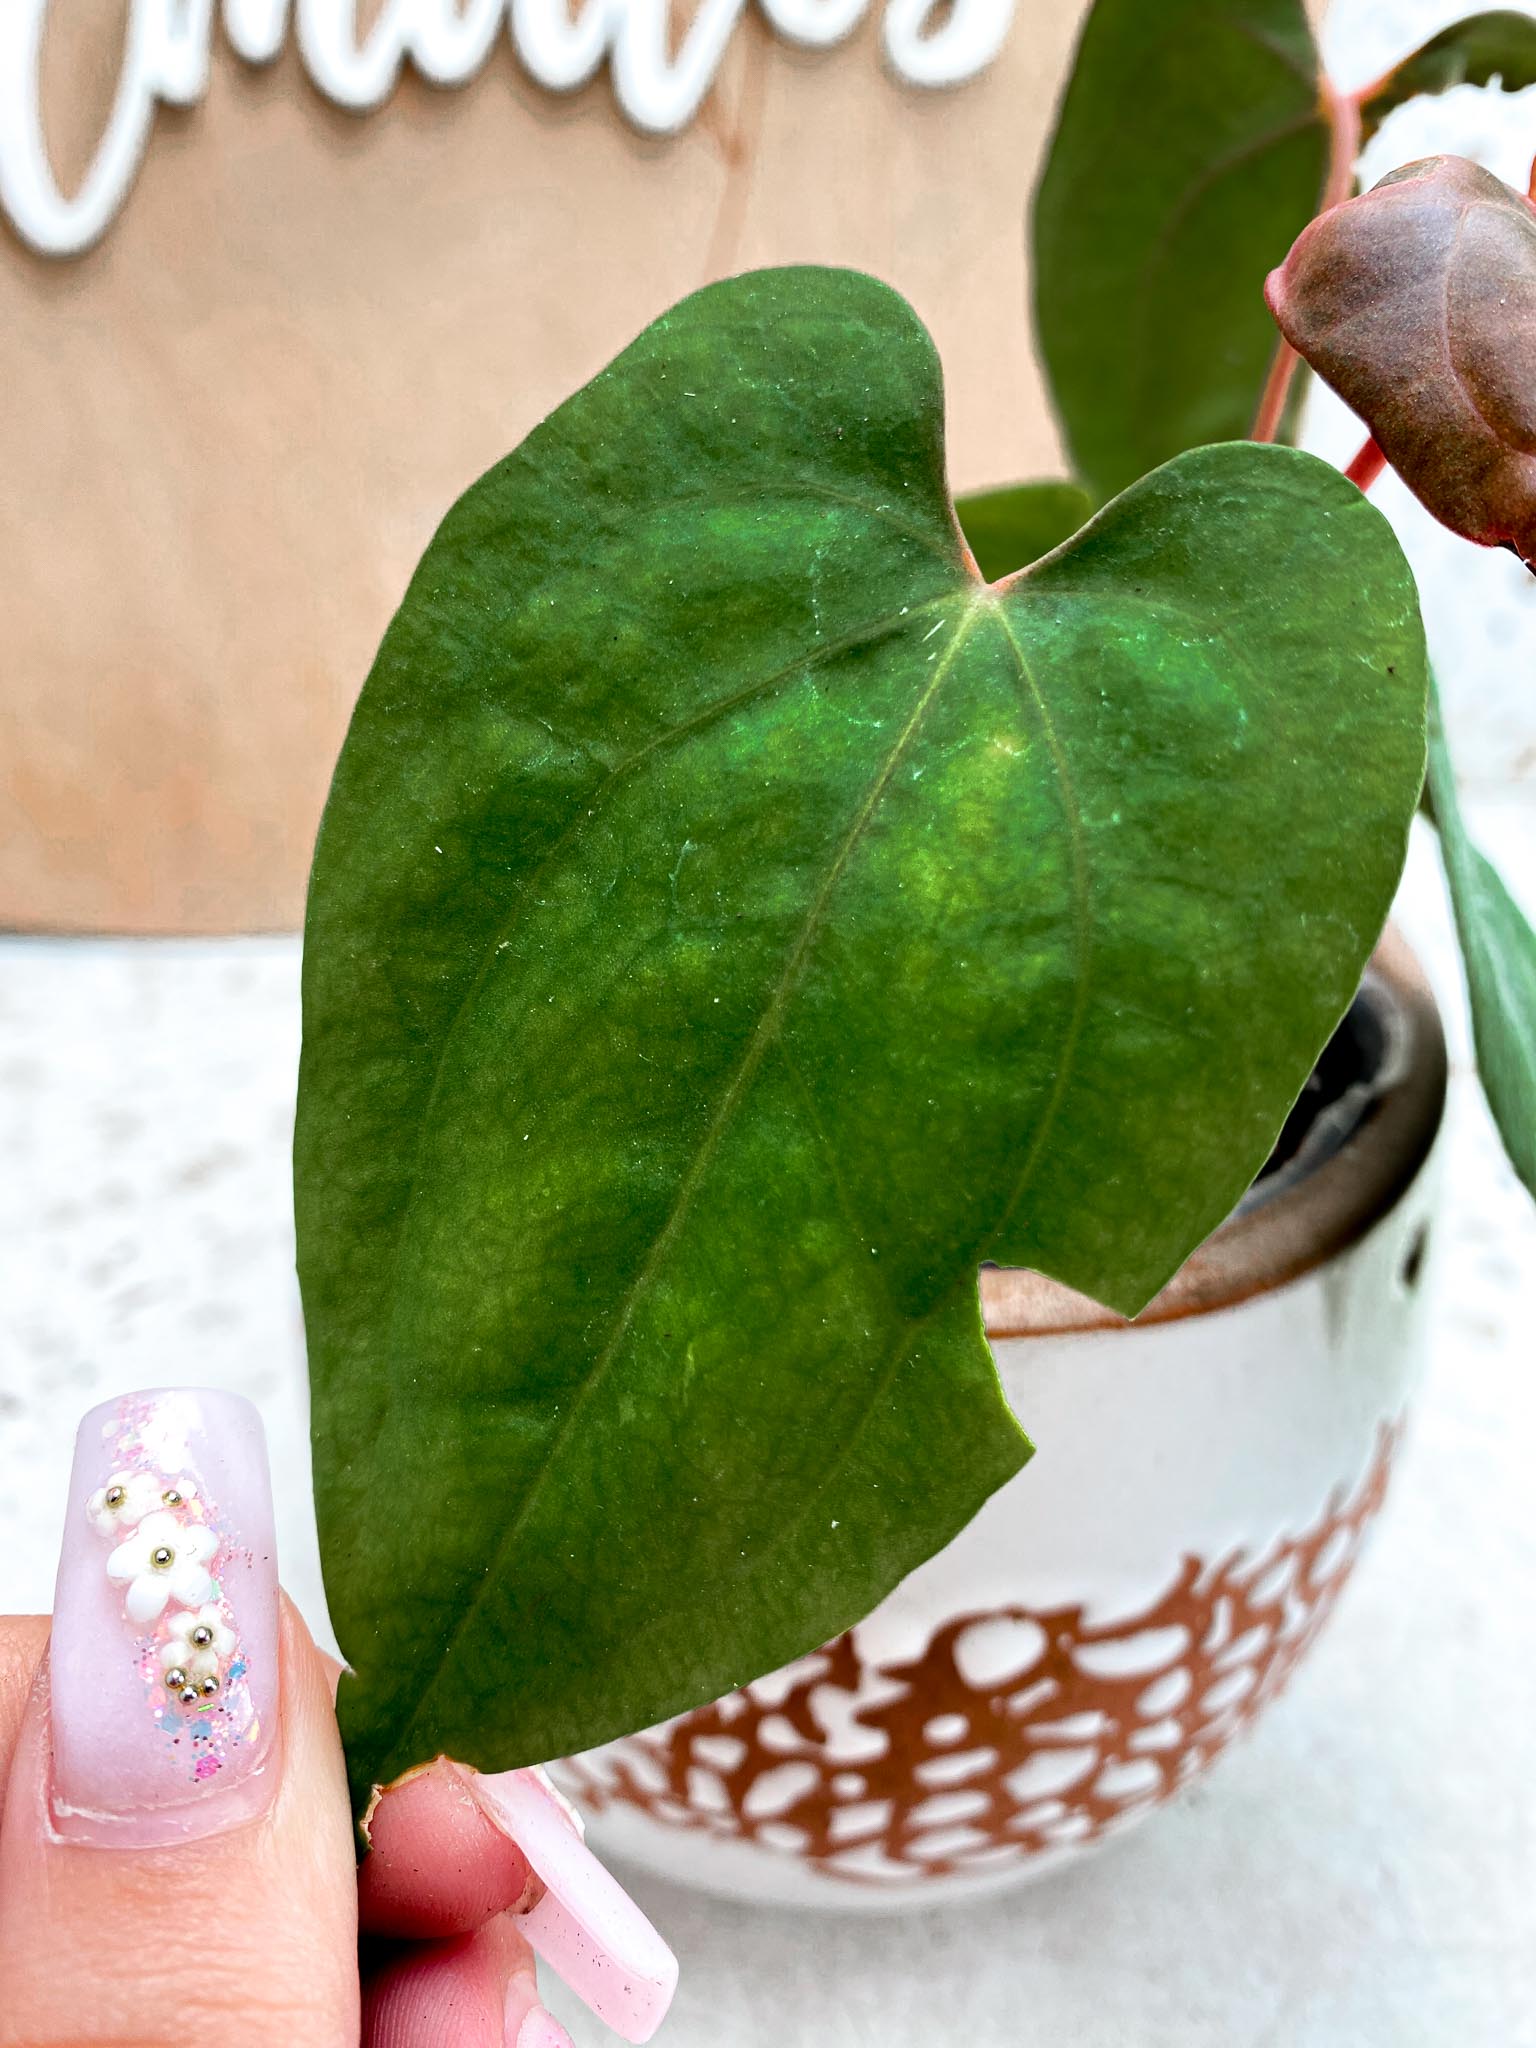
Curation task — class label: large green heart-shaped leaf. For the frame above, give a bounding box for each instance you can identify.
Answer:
[296,268,1426,1808]
[1033,0,1330,502]
[1427,683,1536,1197]
[1360,12,1536,143]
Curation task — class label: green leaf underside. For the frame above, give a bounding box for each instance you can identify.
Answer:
[296,267,1426,1806]
[1360,12,1536,143]
[1033,0,1330,503]
[956,480,1096,582]
[1427,685,1536,1196]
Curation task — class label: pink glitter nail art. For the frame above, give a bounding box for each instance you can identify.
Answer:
[90,1394,263,1789]
[53,1388,279,1843]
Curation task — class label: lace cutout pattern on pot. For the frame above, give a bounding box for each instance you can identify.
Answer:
[86,1394,258,1785]
[561,1420,1401,1889]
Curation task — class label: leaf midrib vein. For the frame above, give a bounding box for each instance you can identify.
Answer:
[985,607,1095,1249]
[378,599,982,1767]
[365,587,958,1412]
[605,600,1098,1645]
[1138,109,1320,301]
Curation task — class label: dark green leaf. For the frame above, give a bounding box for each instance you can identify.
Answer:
[955,479,1095,581]
[1360,12,1536,142]
[1033,0,1330,501]
[1427,681,1536,1195]
[297,267,1427,1808]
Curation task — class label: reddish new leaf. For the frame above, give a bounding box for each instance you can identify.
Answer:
[1266,155,1536,565]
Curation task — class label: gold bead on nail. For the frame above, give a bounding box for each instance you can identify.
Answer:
[178,1685,199,1705]
[191,1624,214,1648]
[162,1488,184,1507]
[150,1546,174,1569]
[199,1675,219,1697]
[104,1486,125,1509]
[164,1666,188,1691]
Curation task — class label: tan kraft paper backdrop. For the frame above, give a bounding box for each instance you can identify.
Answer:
[1,2,1089,932]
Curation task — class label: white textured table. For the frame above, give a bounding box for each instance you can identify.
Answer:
[3,5,1536,2036]
[5,818,1533,2047]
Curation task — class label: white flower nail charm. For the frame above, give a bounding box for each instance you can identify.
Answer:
[107,1511,218,1624]
[86,1471,162,1536]
[88,1471,199,1537]
[59,1392,276,1840]
[159,1605,236,1693]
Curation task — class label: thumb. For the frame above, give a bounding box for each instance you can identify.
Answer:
[0,1391,358,2048]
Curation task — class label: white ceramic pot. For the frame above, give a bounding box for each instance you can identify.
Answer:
[554,932,1446,1910]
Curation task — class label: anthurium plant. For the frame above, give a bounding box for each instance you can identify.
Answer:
[295,0,1536,1817]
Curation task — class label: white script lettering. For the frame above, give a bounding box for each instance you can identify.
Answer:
[0,0,1016,258]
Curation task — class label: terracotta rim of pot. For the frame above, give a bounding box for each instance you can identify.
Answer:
[980,925,1447,1338]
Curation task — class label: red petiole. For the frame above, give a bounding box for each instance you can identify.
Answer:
[1344,437,1388,491]
[1252,80,1367,447]
[1252,74,1398,507]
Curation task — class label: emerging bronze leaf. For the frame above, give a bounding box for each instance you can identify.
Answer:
[1266,156,1536,566]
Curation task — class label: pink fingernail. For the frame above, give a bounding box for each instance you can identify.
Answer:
[514,2007,575,2048]
[462,1766,678,2044]
[49,1389,280,1847]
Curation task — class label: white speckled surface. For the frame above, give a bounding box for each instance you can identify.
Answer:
[2,3,1535,2036]
[4,830,1532,2043]
[4,823,1534,2048]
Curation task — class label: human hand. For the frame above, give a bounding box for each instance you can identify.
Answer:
[0,1390,677,2048]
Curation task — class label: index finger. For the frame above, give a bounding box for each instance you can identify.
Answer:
[360,1762,678,2044]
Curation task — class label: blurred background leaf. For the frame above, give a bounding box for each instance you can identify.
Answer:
[955,479,1094,580]
[1033,0,1329,502]
[1360,11,1536,142]
[1427,680,1536,1197]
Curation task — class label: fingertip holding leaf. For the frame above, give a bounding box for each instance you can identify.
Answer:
[298,266,1427,1809]
[1266,155,1536,566]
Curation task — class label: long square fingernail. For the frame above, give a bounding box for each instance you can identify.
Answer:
[465,1766,678,2044]
[49,1388,280,1846]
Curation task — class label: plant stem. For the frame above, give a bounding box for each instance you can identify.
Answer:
[1250,84,1364,444]
[1251,339,1300,444]
[1321,80,1363,215]
[1345,437,1387,491]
